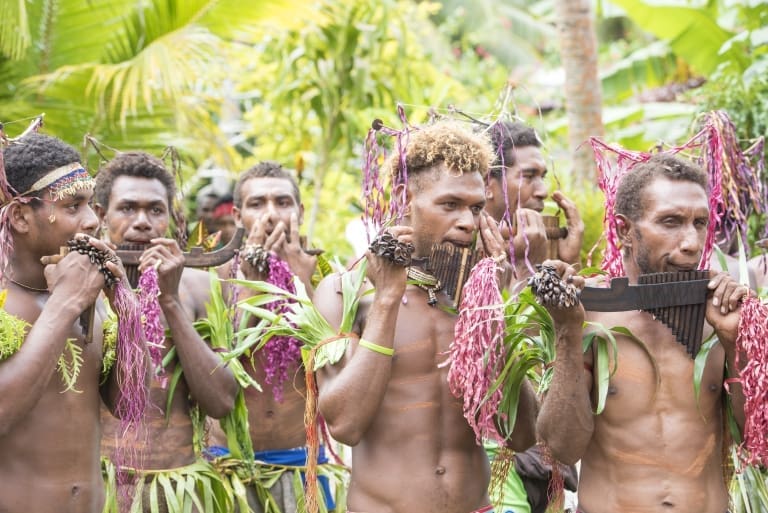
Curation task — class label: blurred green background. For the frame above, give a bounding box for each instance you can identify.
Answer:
[2,0,766,263]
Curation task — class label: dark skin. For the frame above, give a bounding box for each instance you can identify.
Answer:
[97,175,237,470]
[212,175,317,451]
[485,145,584,273]
[315,164,537,513]
[0,185,126,513]
[537,177,750,513]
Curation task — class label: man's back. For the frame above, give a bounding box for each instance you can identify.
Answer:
[577,308,730,513]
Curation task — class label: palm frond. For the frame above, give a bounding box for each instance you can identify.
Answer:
[0,0,31,60]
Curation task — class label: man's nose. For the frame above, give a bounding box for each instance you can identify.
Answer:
[679,223,702,255]
[456,207,476,232]
[132,209,152,230]
[532,177,548,199]
[81,206,99,234]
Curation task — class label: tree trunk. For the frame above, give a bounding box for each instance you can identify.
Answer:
[555,0,604,184]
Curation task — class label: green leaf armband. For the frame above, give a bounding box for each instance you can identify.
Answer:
[358,339,394,356]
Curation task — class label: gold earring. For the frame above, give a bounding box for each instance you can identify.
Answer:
[48,213,56,223]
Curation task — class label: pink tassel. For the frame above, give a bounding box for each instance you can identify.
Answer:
[589,138,651,277]
[733,296,768,467]
[137,267,165,385]
[261,255,302,402]
[445,257,506,443]
[361,104,415,235]
[111,280,149,506]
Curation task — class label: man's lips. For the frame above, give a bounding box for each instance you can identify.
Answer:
[123,238,151,246]
[444,239,472,248]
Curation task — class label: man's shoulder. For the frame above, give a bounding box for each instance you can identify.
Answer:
[0,288,41,325]
[181,267,214,288]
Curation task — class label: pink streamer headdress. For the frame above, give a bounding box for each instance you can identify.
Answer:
[591,111,763,277]
[361,104,414,240]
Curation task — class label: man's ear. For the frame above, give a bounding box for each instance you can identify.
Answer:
[393,183,411,216]
[485,178,499,200]
[8,202,31,234]
[616,214,631,247]
[232,206,243,227]
[298,203,305,226]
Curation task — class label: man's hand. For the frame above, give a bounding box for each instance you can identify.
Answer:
[138,238,185,302]
[552,191,584,265]
[241,211,316,286]
[41,234,120,311]
[366,226,412,302]
[280,212,317,287]
[477,212,512,286]
[533,259,586,331]
[706,270,751,343]
[498,209,547,277]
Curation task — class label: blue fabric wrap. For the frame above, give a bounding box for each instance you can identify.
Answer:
[204,445,336,510]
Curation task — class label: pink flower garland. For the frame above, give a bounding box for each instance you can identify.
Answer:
[261,254,302,402]
[733,296,768,467]
[445,257,506,443]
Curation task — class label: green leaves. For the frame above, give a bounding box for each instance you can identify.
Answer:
[0,303,28,361]
[0,0,31,60]
[693,334,719,405]
[57,338,84,393]
[608,0,735,74]
[583,322,651,415]
[227,261,367,372]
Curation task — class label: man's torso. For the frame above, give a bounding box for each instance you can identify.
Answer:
[578,309,729,513]
[101,268,208,469]
[0,290,106,513]
[347,286,491,513]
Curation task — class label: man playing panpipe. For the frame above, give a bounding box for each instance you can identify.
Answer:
[536,153,753,513]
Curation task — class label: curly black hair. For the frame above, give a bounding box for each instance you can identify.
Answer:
[615,153,708,221]
[94,152,176,208]
[233,161,300,208]
[386,120,493,192]
[2,133,82,202]
[488,120,541,180]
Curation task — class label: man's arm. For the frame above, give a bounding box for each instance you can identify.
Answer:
[0,252,105,435]
[316,227,411,446]
[706,271,753,432]
[143,239,237,419]
[535,260,594,465]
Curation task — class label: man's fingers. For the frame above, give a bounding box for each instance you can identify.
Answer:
[40,254,64,265]
[246,213,269,244]
[149,238,183,254]
[289,212,300,245]
[264,221,286,252]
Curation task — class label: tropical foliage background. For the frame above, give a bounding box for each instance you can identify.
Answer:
[2,0,768,509]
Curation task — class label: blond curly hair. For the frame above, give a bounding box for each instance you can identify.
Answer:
[386,121,493,186]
